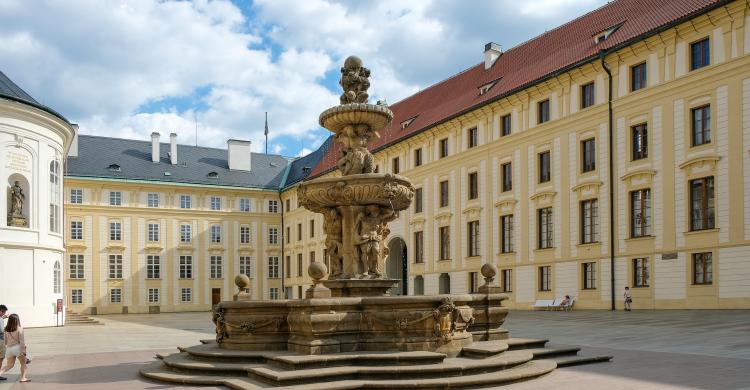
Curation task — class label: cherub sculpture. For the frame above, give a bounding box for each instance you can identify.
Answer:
[339,56,371,104]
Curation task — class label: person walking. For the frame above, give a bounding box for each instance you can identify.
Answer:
[624,287,633,311]
[0,314,29,382]
[0,305,6,381]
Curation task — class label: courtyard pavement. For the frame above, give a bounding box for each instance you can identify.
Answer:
[0,309,747,389]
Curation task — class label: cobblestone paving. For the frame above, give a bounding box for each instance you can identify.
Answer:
[0,310,746,389]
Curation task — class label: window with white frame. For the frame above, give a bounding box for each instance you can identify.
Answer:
[70,188,83,204]
[179,255,192,279]
[268,200,279,213]
[146,255,160,279]
[538,208,553,249]
[268,256,279,278]
[467,220,480,257]
[583,262,596,289]
[580,199,599,244]
[70,220,83,240]
[71,289,83,304]
[269,287,279,300]
[239,198,251,212]
[108,254,123,279]
[180,223,192,243]
[49,160,61,233]
[631,189,652,237]
[109,191,122,206]
[148,288,159,303]
[69,254,84,279]
[110,288,122,303]
[210,255,222,278]
[181,288,192,302]
[501,215,514,253]
[240,225,250,244]
[210,196,222,211]
[239,256,253,276]
[180,194,192,209]
[53,261,61,293]
[268,227,279,245]
[109,221,122,241]
[147,193,159,207]
[147,223,160,242]
[210,224,222,243]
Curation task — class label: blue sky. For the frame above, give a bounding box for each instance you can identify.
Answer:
[0,0,606,157]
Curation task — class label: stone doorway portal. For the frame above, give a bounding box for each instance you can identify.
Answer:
[386,237,407,295]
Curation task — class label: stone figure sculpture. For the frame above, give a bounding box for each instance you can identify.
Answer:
[339,56,371,104]
[354,205,384,278]
[7,181,27,227]
[323,207,343,278]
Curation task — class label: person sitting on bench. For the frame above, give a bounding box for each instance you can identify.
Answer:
[560,295,572,310]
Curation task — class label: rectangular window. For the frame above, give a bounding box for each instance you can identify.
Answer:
[210,256,222,278]
[180,223,192,243]
[538,207,553,249]
[147,193,159,208]
[539,151,551,183]
[392,157,400,174]
[239,198,251,212]
[468,172,479,200]
[297,253,303,277]
[690,37,710,71]
[501,215,514,253]
[467,220,480,257]
[502,269,512,292]
[285,199,290,212]
[269,227,278,244]
[468,272,478,293]
[179,255,192,279]
[269,287,279,300]
[71,221,83,240]
[110,288,122,304]
[440,180,449,207]
[690,177,715,231]
[71,289,83,304]
[501,114,512,136]
[109,191,122,206]
[632,123,648,160]
[268,256,279,278]
[310,250,316,264]
[633,258,649,287]
[148,288,159,303]
[286,226,290,244]
[538,100,550,124]
[109,221,121,241]
[181,288,192,302]
[439,138,449,158]
[439,226,450,260]
[210,196,221,211]
[147,223,159,242]
[180,194,192,209]
[468,127,478,148]
[691,105,711,146]
[70,189,83,204]
[539,266,551,291]
[284,256,291,278]
[583,262,596,289]
[69,254,84,279]
[239,256,253,276]
[310,219,315,238]
[240,226,250,244]
[631,62,647,92]
[414,148,423,167]
[414,231,424,263]
[580,199,599,244]
[297,223,302,241]
[108,254,123,279]
[211,225,222,243]
[146,255,160,279]
[692,252,712,284]
[502,162,512,192]
[581,138,596,173]
[581,82,595,108]
[414,188,423,213]
[268,200,279,213]
[631,189,652,237]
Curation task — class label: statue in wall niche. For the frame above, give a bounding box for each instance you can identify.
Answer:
[7,181,27,227]
[339,56,371,104]
[323,207,343,278]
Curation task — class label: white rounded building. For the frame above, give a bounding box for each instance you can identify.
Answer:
[0,71,76,327]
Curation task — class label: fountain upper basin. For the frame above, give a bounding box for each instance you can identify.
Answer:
[319,103,393,133]
[298,173,414,211]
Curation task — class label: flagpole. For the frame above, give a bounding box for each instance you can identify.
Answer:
[264,111,268,155]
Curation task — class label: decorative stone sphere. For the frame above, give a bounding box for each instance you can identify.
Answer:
[234,274,250,290]
[481,263,498,280]
[308,261,328,282]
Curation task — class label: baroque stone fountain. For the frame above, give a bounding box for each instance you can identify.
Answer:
[141,56,611,389]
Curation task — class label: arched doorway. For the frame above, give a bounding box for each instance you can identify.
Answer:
[386,237,408,296]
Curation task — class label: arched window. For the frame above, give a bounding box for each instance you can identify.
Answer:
[53,261,61,294]
[439,273,451,294]
[413,275,424,296]
[49,160,61,233]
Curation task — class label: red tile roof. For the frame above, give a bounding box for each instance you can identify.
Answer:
[308,0,726,179]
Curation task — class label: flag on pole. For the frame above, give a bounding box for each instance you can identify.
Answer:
[264,111,269,155]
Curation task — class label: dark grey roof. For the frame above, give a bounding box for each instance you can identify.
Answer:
[67,135,292,189]
[283,135,333,188]
[0,70,70,123]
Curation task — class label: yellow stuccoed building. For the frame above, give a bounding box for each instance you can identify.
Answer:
[65,0,750,314]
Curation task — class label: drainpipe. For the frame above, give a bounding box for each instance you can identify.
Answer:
[279,191,286,298]
[600,50,616,311]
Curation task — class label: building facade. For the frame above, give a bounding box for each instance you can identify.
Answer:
[64,0,750,314]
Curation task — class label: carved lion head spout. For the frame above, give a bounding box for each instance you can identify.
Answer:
[339,55,371,104]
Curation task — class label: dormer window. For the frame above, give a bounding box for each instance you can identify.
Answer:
[207,171,219,178]
[401,116,417,130]
[108,164,121,172]
[593,22,623,44]
[478,80,498,95]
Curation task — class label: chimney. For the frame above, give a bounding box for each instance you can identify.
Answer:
[227,139,251,171]
[151,132,160,163]
[169,132,178,165]
[484,42,502,70]
[67,124,79,157]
